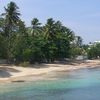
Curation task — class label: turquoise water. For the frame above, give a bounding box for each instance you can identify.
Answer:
[0,68,100,100]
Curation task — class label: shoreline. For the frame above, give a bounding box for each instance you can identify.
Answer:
[0,60,100,83]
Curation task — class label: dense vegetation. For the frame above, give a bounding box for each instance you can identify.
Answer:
[0,2,86,64]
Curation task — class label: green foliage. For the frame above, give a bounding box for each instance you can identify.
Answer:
[19,61,30,67]
[70,46,84,58]
[0,34,7,58]
[88,43,100,59]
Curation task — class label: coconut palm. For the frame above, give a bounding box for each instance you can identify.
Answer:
[1,2,20,62]
[31,18,42,36]
[1,1,20,37]
[44,18,56,39]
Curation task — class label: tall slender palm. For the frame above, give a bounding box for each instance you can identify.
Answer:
[2,1,20,37]
[1,2,20,62]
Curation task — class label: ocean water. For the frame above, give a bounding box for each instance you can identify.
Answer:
[0,68,100,100]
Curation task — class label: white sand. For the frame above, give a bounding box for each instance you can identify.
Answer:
[0,60,100,83]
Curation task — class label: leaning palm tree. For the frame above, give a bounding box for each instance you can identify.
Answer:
[1,1,20,37]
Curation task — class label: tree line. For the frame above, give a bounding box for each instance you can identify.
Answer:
[0,2,88,64]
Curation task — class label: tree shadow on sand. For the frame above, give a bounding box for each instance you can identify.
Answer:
[0,67,20,72]
[0,70,12,78]
[0,66,20,78]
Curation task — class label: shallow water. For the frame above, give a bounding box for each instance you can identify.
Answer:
[0,68,100,100]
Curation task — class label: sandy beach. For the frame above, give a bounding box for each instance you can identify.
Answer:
[0,60,100,83]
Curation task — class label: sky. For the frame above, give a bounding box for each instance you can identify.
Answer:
[0,0,100,44]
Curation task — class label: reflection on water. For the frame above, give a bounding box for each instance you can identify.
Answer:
[0,68,100,100]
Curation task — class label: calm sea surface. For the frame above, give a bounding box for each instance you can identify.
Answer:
[0,67,100,100]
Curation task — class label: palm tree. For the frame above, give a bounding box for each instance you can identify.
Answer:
[31,18,42,36]
[1,2,20,62]
[1,1,20,37]
[44,18,56,39]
